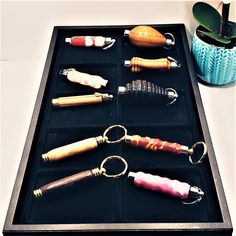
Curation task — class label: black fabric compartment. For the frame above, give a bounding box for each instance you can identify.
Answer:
[4,25,232,235]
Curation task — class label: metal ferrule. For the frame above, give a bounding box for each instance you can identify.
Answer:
[166,90,178,100]
[180,145,193,155]
[105,37,112,45]
[94,92,113,101]
[124,60,131,67]
[91,167,104,176]
[124,30,130,36]
[166,39,175,46]
[124,135,132,143]
[33,189,42,198]
[42,153,50,162]
[189,186,204,198]
[170,61,179,68]
[96,136,107,145]
[118,86,126,95]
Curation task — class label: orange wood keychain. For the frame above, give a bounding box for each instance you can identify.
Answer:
[124,57,181,72]
[124,25,175,48]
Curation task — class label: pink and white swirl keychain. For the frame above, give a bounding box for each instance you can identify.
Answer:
[128,171,204,204]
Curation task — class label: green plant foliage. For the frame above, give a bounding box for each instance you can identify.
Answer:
[198,30,231,44]
[228,22,236,39]
[193,2,221,34]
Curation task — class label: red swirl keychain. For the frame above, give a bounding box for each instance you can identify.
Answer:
[128,171,204,204]
[108,125,207,164]
[42,125,207,164]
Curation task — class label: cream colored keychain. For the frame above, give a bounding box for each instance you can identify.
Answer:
[60,68,108,89]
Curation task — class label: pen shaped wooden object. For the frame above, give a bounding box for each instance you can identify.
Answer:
[52,93,113,107]
[34,156,128,197]
[42,125,126,162]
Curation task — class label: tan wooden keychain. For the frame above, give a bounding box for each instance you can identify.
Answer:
[52,93,113,107]
[42,125,127,162]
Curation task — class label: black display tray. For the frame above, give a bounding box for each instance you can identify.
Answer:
[3,24,232,235]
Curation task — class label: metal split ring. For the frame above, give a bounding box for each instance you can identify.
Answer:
[165,88,178,105]
[100,155,128,178]
[189,141,208,165]
[103,125,127,144]
[164,32,175,49]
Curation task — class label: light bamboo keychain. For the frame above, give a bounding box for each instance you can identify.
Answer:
[42,125,126,162]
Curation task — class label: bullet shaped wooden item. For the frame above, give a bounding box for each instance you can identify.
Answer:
[42,136,104,161]
[125,25,174,47]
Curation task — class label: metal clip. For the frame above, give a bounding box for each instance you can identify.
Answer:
[167,56,181,68]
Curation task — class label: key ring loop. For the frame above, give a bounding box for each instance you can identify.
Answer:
[100,155,128,178]
[164,33,175,49]
[103,125,127,144]
[189,141,208,165]
[165,88,178,105]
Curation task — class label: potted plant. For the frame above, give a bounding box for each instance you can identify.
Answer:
[191,1,236,85]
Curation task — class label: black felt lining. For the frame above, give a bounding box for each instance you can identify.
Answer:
[13,26,222,224]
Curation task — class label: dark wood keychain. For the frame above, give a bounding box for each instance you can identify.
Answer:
[34,155,128,198]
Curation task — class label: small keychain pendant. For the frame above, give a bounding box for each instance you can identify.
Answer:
[128,171,204,204]
[42,125,127,162]
[60,68,108,89]
[125,134,207,164]
[124,57,181,72]
[118,80,178,105]
[124,25,175,48]
[52,93,113,107]
[34,155,128,198]
[65,36,116,50]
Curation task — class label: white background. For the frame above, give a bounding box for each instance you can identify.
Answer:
[1,0,236,235]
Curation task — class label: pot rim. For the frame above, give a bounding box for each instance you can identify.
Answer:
[194,31,236,50]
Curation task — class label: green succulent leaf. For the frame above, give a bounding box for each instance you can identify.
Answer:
[193,2,221,34]
[198,30,231,44]
[228,22,236,39]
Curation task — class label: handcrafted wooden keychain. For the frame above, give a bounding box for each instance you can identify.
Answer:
[128,171,204,204]
[60,68,108,89]
[124,57,181,72]
[42,125,126,162]
[118,80,178,105]
[103,125,206,164]
[124,25,175,48]
[65,36,116,50]
[34,155,128,197]
[52,93,113,107]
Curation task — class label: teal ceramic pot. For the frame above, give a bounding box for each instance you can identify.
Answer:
[192,33,236,85]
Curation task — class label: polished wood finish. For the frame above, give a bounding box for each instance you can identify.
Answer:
[42,137,101,161]
[52,94,103,107]
[37,170,94,196]
[130,57,171,72]
[128,25,166,47]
